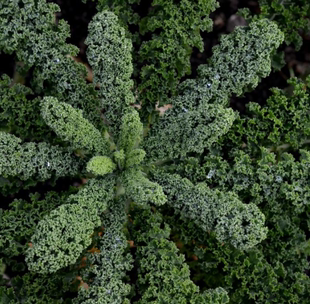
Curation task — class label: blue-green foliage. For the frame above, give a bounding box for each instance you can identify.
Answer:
[73,198,133,304]
[130,204,230,303]
[192,18,285,98]
[239,0,310,50]
[22,82,167,274]
[164,208,310,304]
[238,0,309,70]
[222,76,310,155]
[167,148,310,214]
[2,0,307,303]
[142,19,283,163]
[0,191,73,259]
[26,202,101,273]
[0,190,77,303]
[90,0,219,108]
[0,271,72,303]
[85,10,135,138]
[136,0,219,107]
[121,169,167,207]
[160,149,310,303]
[0,0,103,130]
[151,171,267,250]
[0,132,81,181]
[143,101,236,162]
[0,75,54,142]
[41,96,110,155]
[26,178,114,273]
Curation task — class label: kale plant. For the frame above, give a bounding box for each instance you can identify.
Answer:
[1,0,309,303]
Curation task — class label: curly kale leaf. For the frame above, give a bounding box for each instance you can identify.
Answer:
[86,156,116,176]
[125,149,146,168]
[223,76,310,154]
[0,75,55,142]
[0,270,73,303]
[143,19,284,163]
[118,110,143,154]
[41,97,110,155]
[88,0,141,27]
[239,0,310,50]
[67,176,115,210]
[0,0,77,66]
[85,10,135,139]
[180,19,284,101]
[90,0,218,107]
[130,205,229,303]
[137,0,218,106]
[74,198,133,304]
[122,169,167,206]
[33,56,103,131]
[162,150,310,303]
[0,132,81,181]
[143,101,235,162]
[0,0,103,130]
[25,202,102,274]
[151,171,267,250]
[26,177,115,274]
[0,191,72,258]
